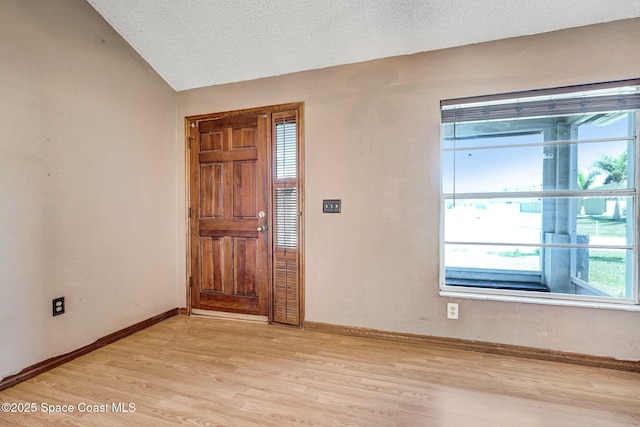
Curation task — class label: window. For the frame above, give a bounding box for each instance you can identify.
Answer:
[272,112,301,325]
[274,116,298,249]
[440,80,640,305]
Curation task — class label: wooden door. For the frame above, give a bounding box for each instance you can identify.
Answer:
[189,114,270,316]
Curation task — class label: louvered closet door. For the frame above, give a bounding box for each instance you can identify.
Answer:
[190,114,269,315]
[272,115,300,325]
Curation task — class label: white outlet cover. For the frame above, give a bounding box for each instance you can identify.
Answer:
[447,303,459,319]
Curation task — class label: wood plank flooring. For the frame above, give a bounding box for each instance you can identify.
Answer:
[1,316,639,426]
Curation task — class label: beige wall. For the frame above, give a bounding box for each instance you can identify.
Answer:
[177,18,640,360]
[2,1,638,382]
[0,0,177,378]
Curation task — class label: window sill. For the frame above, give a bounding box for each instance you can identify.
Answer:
[446,279,548,292]
[439,288,640,312]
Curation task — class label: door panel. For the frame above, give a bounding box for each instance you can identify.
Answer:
[200,164,224,218]
[232,128,257,149]
[201,131,224,151]
[233,161,257,218]
[190,114,269,315]
[200,236,225,293]
[234,238,257,296]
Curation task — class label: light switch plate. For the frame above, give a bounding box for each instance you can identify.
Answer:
[323,199,341,213]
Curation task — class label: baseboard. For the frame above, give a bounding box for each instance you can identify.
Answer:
[178,307,188,315]
[0,308,179,391]
[304,321,640,373]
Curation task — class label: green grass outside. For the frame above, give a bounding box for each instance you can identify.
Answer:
[576,215,627,238]
[576,216,628,297]
[487,248,540,258]
[588,251,627,298]
[488,246,627,298]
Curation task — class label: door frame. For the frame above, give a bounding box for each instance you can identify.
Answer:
[184,102,304,325]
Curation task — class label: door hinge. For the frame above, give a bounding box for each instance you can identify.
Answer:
[189,277,193,288]
[186,136,193,149]
[189,207,192,218]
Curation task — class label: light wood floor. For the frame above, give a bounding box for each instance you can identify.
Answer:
[1,316,639,426]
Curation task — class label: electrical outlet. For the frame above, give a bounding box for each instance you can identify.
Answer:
[52,297,65,316]
[447,303,459,320]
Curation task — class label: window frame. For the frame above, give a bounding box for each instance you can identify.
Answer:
[439,80,640,308]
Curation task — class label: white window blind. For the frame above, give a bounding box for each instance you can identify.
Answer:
[275,120,297,180]
[274,117,298,249]
[275,187,297,248]
[442,79,640,124]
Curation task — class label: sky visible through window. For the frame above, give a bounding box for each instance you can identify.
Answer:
[442,115,631,195]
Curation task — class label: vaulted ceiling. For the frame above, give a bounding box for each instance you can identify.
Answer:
[87,0,640,91]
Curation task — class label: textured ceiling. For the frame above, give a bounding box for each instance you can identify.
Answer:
[86,0,640,91]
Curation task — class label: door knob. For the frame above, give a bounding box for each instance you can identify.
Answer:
[257,226,267,232]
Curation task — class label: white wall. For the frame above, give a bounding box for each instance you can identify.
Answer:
[177,18,640,360]
[0,0,178,379]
